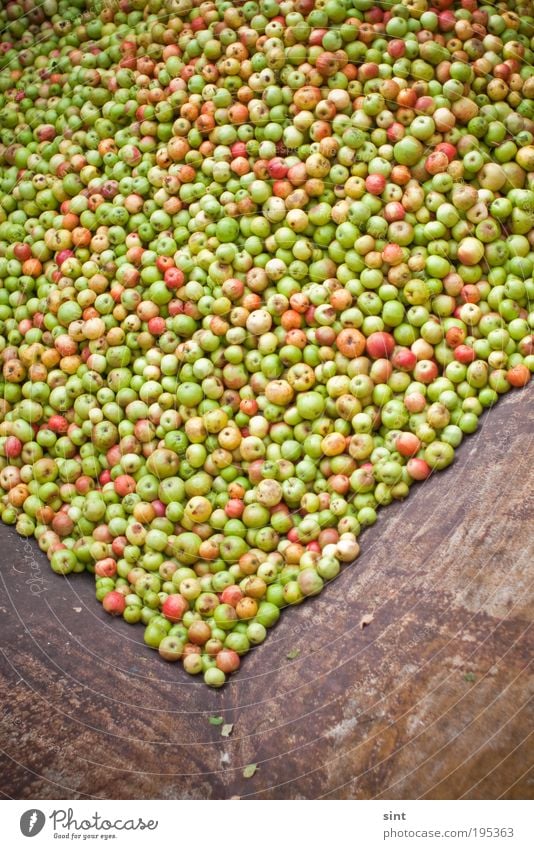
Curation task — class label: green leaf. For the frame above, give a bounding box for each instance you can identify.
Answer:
[286,648,300,660]
[209,716,224,725]
[243,763,258,779]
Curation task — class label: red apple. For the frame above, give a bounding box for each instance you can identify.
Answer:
[445,326,466,348]
[365,174,386,195]
[102,590,126,616]
[225,499,244,518]
[413,360,439,383]
[366,331,395,359]
[216,649,240,673]
[370,358,393,384]
[221,585,243,607]
[267,157,288,179]
[95,558,117,578]
[396,432,421,457]
[112,536,127,557]
[404,392,427,413]
[387,39,405,58]
[454,345,476,364]
[4,436,22,458]
[406,458,432,480]
[147,316,165,335]
[162,594,189,623]
[13,243,31,262]
[114,474,137,497]
[384,201,405,222]
[48,415,69,434]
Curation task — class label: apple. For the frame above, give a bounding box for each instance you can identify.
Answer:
[216,649,241,673]
[102,591,126,616]
[158,636,184,662]
[366,331,395,359]
[396,433,421,457]
[161,593,189,623]
[221,585,244,607]
[391,346,417,371]
[424,441,455,470]
[413,360,439,383]
[406,458,432,480]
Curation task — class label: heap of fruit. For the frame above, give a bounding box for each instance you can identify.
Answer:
[0,0,533,686]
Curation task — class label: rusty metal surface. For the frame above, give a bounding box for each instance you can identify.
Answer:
[0,389,532,800]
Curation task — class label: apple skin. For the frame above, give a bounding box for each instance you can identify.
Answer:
[413,359,439,384]
[158,636,184,662]
[4,436,22,458]
[370,357,393,384]
[366,331,396,359]
[114,474,137,497]
[404,392,427,413]
[424,441,455,471]
[406,458,432,480]
[216,649,241,673]
[161,593,189,623]
[365,174,386,195]
[426,402,450,430]
[396,433,421,457]
[445,326,466,348]
[267,157,288,179]
[391,346,417,371]
[221,585,243,607]
[454,344,476,364]
[315,326,336,345]
[102,590,126,616]
[14,242,32,262]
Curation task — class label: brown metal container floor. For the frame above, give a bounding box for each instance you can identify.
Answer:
[0,389,532,800]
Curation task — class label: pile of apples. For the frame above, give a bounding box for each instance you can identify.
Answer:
[0,0,533,685]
